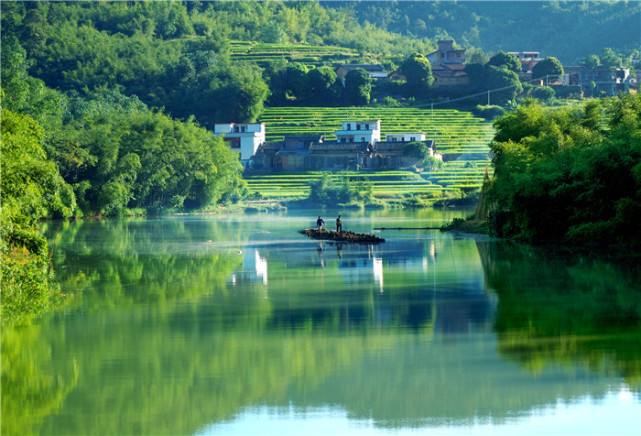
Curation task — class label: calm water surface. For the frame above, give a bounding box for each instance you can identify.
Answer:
[3,209,640,435]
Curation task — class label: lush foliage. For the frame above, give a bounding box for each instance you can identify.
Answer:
[487,51,522,74]
[532,57,564,81]
[488,96,641,248]
[0,109,75,325]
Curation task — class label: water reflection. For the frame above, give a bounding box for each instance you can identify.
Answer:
[2,214,639,435]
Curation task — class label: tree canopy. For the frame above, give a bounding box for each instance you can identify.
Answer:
[401,52,434,97]
[487,51,522,74]
[487,96,641,249]
[532,57,564,82]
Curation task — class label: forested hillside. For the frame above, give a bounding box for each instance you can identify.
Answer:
[337,1,641,65]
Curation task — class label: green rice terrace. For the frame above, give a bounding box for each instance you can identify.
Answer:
[230,41,360,64]
[244,166,490,202]
[258,107,494,157]
[245,107,494,202]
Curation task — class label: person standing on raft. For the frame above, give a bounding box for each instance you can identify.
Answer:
[316,216,325,231]
[336,215,342,232]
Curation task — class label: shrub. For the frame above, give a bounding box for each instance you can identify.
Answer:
[474,105,506,120]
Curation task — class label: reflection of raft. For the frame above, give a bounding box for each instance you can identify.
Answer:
[299,228,385,243]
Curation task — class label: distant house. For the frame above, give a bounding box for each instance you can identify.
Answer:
[335,64,388,81]
[334,120,381,145]
[427,40,466,65]
[427,40,469,88]
[430,64,470,88]
[385,133,426,143]
[213,123,265,167]
[391,41,469,88]
[250,121,437,171]
[563,66,631,96]
[508,51,541,73]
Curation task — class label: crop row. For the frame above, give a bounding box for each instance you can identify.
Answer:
[229,41,359,64]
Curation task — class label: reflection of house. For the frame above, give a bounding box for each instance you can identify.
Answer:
[335,64,388,81]
[230,249,268,286]
[563,66,631,95]
[250,120,436,171]
[213,123,266,167]
[508,51,540,73]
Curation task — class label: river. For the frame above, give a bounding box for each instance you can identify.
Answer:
[3,209,640,435]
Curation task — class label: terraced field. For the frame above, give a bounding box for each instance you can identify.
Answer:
[245,171,462,200]
[230,41,359,64]
[258,107,494,157]
[248,107,494,201]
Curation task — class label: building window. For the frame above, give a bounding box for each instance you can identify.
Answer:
[346,124,351,131]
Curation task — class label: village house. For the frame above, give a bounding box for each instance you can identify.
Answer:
[563,66,631,96]
[427,40,469,88]
[213,123,265,167]
[250,120,438,172]
[427,40,466,65]
[334,120,381,144]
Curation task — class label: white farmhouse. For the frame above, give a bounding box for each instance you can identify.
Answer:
[385,133,426,143]
[213,123,266,166]
[334,120,381,145]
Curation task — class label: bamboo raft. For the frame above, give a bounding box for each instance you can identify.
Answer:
[299,228,385,243]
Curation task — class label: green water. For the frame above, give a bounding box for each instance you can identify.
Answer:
[3,210,640,435]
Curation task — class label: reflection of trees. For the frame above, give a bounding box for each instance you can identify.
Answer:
[42,218,246,309]
[477,241,641,388]
[31,302,371,435]
[1,326,78,436]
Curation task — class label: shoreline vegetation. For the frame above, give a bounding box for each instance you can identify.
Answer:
[444,96,641,256]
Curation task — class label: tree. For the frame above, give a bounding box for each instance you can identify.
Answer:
[401,52,433,96]
[284,63,309,101]
[600,48,622,68]
[464,63,488,92]
[488,51,522,74]
[532,57,564,82]
[307,66,338,105]
[580,54,601,69]
[486,66,522,106]
[344,68,371,106]
[402,141,430,160]
[530,86,555,101]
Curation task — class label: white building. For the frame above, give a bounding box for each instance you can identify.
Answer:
[385,133,426,143]
[334,120,381,145]
[213,123,266,165]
